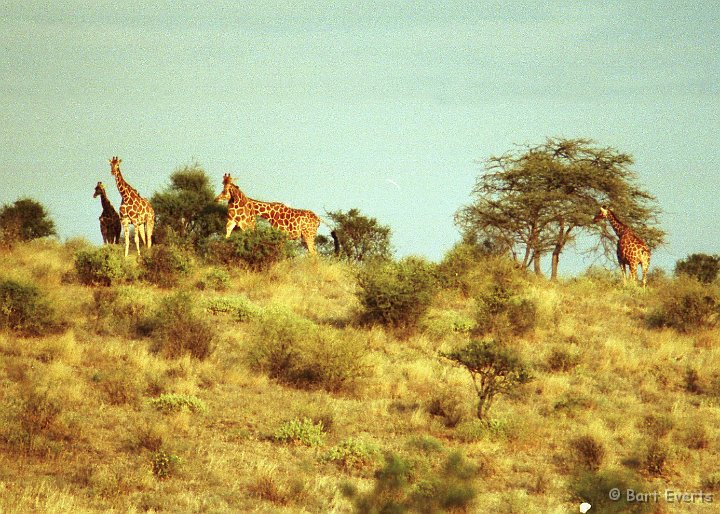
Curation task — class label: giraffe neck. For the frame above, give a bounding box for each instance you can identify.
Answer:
[98,191,116,216]
[228,183,248,208]
[606,210,628,238]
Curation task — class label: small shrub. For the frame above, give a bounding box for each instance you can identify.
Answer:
[475,284,537,336]
[196,267,231,291]
[356,256,437,331]
[649,277,720,332]
[149,292,217,360]
[324,438,380,470]
[148,393,207,414]
[639,413,674,439]
[139,244,194,287]
[0,278,62,336]
[201,225,295,271]
[90,286,156,338]
[426,388,468,428]
[442,339,531,420]
[92,368,143,406]
[150,449,181,480]
[570,435,605,471]
[274,418,325,447]
[247,308,367,392]
[685,367,704,394]
[546,347,580,372]
[642,441,669,476]
[74,245,138,286]
[204,294,259,321]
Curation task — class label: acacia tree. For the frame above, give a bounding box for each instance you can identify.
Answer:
[456,138,665,279]
[150,162,226,245]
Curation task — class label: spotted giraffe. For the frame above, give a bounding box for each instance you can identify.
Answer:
[593,205,651,287]
[108,156,155,257]
[214,173,321,255]
[93,181,122,244]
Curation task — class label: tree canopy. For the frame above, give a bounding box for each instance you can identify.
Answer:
[150,162,226,244]
[455,138,665,279]
[0,198,56,245]
[323,208,392,262]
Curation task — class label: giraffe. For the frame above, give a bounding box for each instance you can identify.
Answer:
[93,181,122,244]
[108,156,155,257]
[214,174,321,255]
[593,205,651,287]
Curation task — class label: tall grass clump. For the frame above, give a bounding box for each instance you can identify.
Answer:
[649,277,720,332]
[356,256,437,331]
[474,283,537,337]
[74,245,138,286]
[0,278,63,336]
[90,286,156,338]
[247,308,367,392]
[148,292,217,359]
[139,244,194,287]
[201,225,295,271]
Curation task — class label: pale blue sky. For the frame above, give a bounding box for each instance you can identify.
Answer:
[1,1,718,274]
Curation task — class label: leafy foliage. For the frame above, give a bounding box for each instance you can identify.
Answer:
[139,244,194,287]
[649,277,720,332]
[150,162,226,245]
[273,418,325,447]
[74,246,139,286]
[443,340,531,420]
[0,279,63,336]
[323,208,392,261]
[356,257,437,330]
[675,253,720,284]
[0,198,56,246]
[148,292,217,359]
[201,224,295,271]
[148,393,207,414]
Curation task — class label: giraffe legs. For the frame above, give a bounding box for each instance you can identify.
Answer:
[225,220,237,239]
[303,233,317,256]
[134,224,144,255]
[123,220,131,257]
[145,217,154,250]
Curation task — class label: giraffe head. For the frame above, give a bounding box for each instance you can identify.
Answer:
[93,181,107,198]
[109,156,122,178]
[593,205,610,222]
[215,173,248,205]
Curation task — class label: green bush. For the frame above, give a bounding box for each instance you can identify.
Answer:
[204,294,259,322]
[247,308,367,392]
[273,418,325,447]
[475,284,537,337]
[324,438,380,470]
[0,279,62,336]
[139,244,194,287]
[675,253,720,284]
[148,393,207,414]
[649,277,720,332]
[196,267,231,291]
[149,292,217,360]
[201,225,295,271]
[74,245,138,286]
[90,286,156,338]
[356,257,437,330]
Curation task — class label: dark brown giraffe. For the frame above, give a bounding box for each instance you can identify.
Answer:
[214,174,321,255]
[594,205,650,287]
[93,181,121,244]
[108,156,155,257]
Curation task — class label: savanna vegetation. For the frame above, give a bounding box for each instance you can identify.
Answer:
[1,140,719,513]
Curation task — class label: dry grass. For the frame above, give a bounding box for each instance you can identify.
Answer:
[1,241,719,512]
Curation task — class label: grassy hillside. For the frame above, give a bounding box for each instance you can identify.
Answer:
[1,239,719,513]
